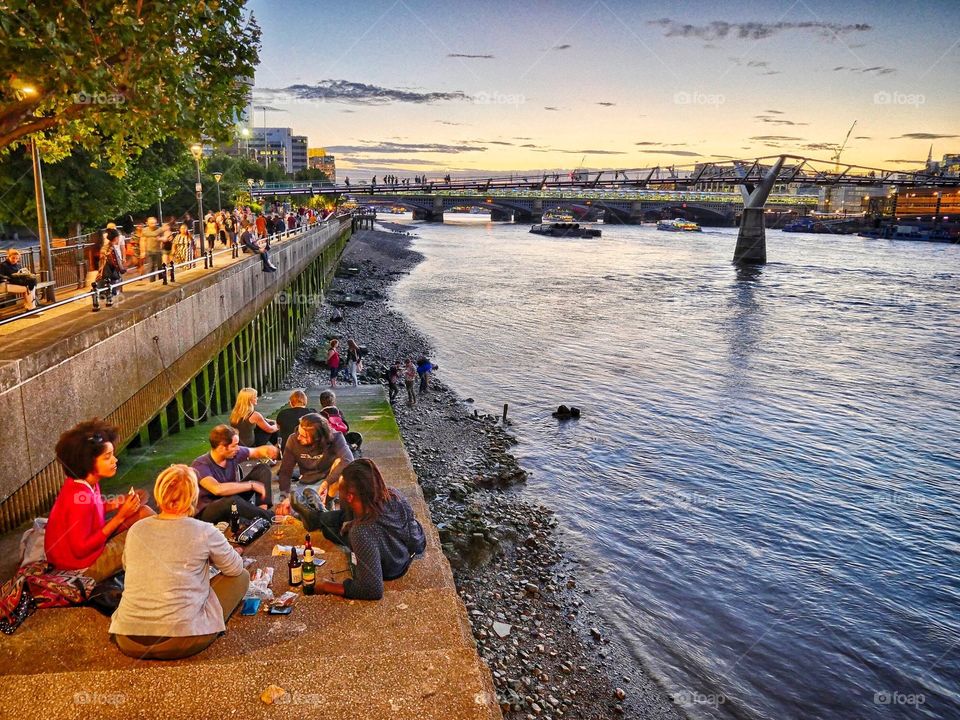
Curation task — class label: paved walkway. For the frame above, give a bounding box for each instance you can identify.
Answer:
[0,385,501,720]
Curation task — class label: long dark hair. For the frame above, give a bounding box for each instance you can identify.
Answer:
[341,459,391,521]
[299,412,332,449]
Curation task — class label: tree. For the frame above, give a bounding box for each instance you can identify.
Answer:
[0,1,260,173]
[293,168,331,183]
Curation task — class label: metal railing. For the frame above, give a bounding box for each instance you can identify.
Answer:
[0,214,344,327]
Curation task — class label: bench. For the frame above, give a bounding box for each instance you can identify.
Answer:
[0,274,55,315]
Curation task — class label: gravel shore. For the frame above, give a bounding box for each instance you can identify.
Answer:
[284,227,686,720]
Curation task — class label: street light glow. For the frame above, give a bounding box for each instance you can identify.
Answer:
[212,172,223,183]
[190,143,203,160]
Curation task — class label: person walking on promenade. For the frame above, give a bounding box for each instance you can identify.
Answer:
[140,216,164,280]
[230,387,280,448]
[346,338,362,387]
[294,459,426,600]
[190,424,279,525]
[386,361,401,404]
[95,228,127,307]
[171,223,192,266]
[0,248,38,311]
[204,212,217,253]
[327,338,341,387]
[255,212,267,239]
[109,464,250,660]
[45,419,154,582]
[160,222,173,266]
[403,357,417,406]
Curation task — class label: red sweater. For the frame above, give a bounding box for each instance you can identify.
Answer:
[45,478,106,570]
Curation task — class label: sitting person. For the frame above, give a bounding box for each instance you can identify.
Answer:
[275,389,315,450]
[0,248,39,311]
[239,221,276,272]
[230,387,279,447]
[306,459,426,601]
[110,464,250,660]
[45,419,153,582]
[191,424,279,524]
[318,389,349,433]
[277,413,353,508]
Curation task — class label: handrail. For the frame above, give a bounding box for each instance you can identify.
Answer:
[0,215,345,328]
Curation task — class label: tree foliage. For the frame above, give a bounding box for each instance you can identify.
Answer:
[0,1,260,173]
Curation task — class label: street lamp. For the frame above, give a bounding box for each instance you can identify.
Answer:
[241,127,251,159]
[17,84,55,301]
[190,143,205,252]
[212,171,223,211]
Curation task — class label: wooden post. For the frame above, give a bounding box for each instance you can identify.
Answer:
[502,403,509,424]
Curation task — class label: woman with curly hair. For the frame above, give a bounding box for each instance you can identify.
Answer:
[45,419,153,582]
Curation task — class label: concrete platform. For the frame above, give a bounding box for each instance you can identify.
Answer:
[0,385,501,719]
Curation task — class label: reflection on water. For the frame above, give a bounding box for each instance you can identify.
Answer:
[391,222,960,720]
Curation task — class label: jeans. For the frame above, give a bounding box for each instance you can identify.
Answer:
[348,360,359,386]
[196,465,274,523]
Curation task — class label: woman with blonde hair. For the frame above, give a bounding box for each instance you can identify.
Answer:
[109,464,250,660]
[230,387,279,447]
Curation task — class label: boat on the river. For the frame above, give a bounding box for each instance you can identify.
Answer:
[656,218,701,232]
[529,222,601,238]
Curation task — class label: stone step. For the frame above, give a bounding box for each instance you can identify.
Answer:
[0,646,501,720]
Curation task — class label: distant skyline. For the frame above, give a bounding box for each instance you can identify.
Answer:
[249,0,960,177]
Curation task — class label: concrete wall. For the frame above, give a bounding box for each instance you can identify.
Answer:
[0,217,352,531]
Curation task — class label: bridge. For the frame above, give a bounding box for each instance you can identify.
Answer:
[252,154,959,264]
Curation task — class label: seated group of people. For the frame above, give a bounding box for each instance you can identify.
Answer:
[40,387,426,661]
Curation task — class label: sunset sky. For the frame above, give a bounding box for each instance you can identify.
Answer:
[249,0,960,178]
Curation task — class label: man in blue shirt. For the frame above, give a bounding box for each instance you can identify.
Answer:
[191,424,279,524]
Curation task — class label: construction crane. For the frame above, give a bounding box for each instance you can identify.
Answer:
[832,120,857,171]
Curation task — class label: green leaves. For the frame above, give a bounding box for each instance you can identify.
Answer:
[0,0,261,174]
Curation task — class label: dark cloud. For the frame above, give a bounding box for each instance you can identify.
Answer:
[649,19,871,41]
[750,135,804,141]
[486,140,515,146]
[326,141,486,154]
[553,44,572,50]
[765,109,784,114]
[755,115,809,126]
[563,149,626,155]
[513,136,533,140]
[635,141,662,146]
[520,143,542,148]
[763,70,782,75]
[638,149,703,157]
[434,120,466,126]
[884,159,925,164]
[256,80,468,105]
[832,65,896,75]
[802,142,839,151]
[596,101,617,107]
[252,105,288,112]
[893,132,958,140]
[447,53,494,59]
[346,157,446,166]
[544,106,560,111]
[854,136,871,140]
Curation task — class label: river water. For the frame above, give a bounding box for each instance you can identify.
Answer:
[389,217,959,720]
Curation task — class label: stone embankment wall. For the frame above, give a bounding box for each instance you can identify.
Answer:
[0,218,351,532]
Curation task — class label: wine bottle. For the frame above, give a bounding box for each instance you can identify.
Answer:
[302,548,316,595]
[288,545,302,587]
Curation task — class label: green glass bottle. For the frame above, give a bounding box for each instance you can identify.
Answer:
[301,548,316,595]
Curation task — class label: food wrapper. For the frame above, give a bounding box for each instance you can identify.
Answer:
[260,685,287,705]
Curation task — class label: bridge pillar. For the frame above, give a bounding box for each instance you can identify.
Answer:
[489,208,512,222]
[412,210,441,222]
[513,209,541,223]
[733,156,785,265]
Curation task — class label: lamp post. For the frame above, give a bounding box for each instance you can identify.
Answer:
[17,84,55,301]
[190,143,205,252]
[241,127,251,159]
[158,187,164,220]
[212,172,223,211]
